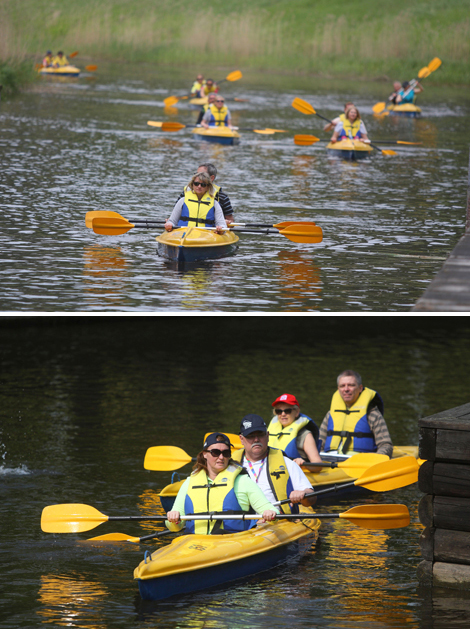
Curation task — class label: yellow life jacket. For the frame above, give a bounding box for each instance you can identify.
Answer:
[191,80,205,94]
[232,446,296,515]
[340,118,362,140]
[179,188,216,227]
[184,463,250,534]
[207,103,229,127]
[53,55,68,67]
[267,414,314,460]
[203,84,218,96]
[324,387,381,454]
[339,113,347,123]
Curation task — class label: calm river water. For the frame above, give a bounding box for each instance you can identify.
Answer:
[2,317,470,628]
[1,64,469,311]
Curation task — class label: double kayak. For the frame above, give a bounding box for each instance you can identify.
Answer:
[191,127,240,146]
[158,445,419,511]
[155,226,239,263]
[326,139,373,160]
[134,506,319,601]
[387,103,422,117]
[39,65,80,76]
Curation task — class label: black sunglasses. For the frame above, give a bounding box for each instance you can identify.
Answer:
[193,181,208,188]
[205,448,231,458]
[274,408,293,415]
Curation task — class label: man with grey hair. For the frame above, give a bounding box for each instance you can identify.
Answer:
[319,370,393,458]
[175,163,234,224]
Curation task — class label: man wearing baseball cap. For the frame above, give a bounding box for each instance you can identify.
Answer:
[232,415,315,514]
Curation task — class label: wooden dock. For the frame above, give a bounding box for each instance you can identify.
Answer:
[413,152,470,311]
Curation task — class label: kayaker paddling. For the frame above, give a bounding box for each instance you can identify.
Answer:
[233,415,316,513]
[330,106,369,144]
[195,93,217,125]
[42,51,53,67]
[201,96,233,129]
[267,394,323,466]
[396,80,424,105]
[52,51,69,68]
[323,101,355,133]
[166,432,278,534]
[199,77,218,98]
[191,74,205,97]
[165,171,227,234]
[319,370,393,457]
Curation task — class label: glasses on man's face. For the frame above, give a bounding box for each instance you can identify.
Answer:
[206,448,231,458]
[274,408,293,415]
[193,181,208,188]
[216,100,224,103]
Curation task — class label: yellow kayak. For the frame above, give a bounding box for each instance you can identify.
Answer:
[387,103,422,117]
[191,126,240,145]
[189,96,208,106]
[155,226,239,263]
[326,139,373,160]
[39,65,80,76]
[134,506,319,600]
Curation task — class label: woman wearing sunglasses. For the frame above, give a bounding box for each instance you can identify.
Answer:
[164,171,227,234]
[166,433,277,535]
[268,394,323,467]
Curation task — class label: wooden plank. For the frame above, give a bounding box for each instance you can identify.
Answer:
[418,403,470,430]
[434,529,470,565]
[418,494,433,528]
[418,460,433,493]
[419,461,470,497]
[419,428,436,461]
[433,496,470,531]
[436,429,470,462]
[434,562,470,590]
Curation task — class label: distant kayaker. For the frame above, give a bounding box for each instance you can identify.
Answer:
[319,370,393,457]
[323,101,354,133]
[165,171,227,233]
[330,105,369,144]
[396,80,423,105]
[233,414,316,514]
[199,78,218,98]
[42,51,53,67]
[195,92,217,125]
[201,96,232,129]
[267,394,323,466]
[52,51,69,67]
[388,81,403,104]
[191,74,205,97]
[166,432,278,534]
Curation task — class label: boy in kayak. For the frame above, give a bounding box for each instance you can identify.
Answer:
[233,414,316,514]
[52,51,69,67]
[319,370,393,457]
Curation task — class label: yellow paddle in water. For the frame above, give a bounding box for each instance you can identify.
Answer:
[164,70,243,107]
[41,502,410,533]
[85,65,97,72]
[152,121,281,135]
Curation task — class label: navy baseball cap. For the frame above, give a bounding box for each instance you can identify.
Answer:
[239,414,268,437]
[203,432,232,449]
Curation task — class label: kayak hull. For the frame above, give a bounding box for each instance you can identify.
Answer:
[387,104,422,117]
[191,127,240,146]
[134,507,319,601]
[155,226,239,263]
[39,65,80,76]
[326,139,373,160]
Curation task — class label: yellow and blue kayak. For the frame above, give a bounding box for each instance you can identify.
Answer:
[387,103,422,117]
[191,126,240,146]
[39,65,80,76]
[134,506,319,601]
[155,226,239,263]
[326,139,373,160]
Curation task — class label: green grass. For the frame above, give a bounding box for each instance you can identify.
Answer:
[2,0,469,84]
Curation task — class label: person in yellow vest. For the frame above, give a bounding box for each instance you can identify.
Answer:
[234,414,316,515]
[166,432,277,535]
[330,105,369,143]
[201,96,232,129]
[323,102,355,132]
[268,394,323,467]
[164,171,228,234]
[319,370,393,457]
[52,51,69,67]
[42,51,53,67]
[191,74,205,97]
[199,78,219,97]
[195,92,217,125]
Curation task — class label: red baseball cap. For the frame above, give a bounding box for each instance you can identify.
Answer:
[272,394,299,407]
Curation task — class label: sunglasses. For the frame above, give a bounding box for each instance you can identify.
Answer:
[205,448,231,458]
[274,408,293,415]
[193,181,208,188]
[216,100,225,103]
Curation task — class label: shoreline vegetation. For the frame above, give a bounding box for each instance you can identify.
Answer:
[1,0,469,96]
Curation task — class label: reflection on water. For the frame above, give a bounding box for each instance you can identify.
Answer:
[276,251,322,310]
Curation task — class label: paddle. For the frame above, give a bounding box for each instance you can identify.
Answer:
[292,99,396,156]
[164,70,242,107]
[90,217,324,243]
[276,456,419,507]
[87,529,175,543]
[41,503,410,532]
[153,122,280,135]
[294,135,419,148]
[85,65,97,72]
[372,57,442,114]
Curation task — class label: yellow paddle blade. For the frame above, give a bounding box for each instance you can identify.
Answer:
[203,433,243,449]
[398,141,422,145]
[163,96,180,107]
[161,122,186,132]
[381,149,397,156]
[226,70,242,82]
[265,128,287,133]
[91,217,134,235]
[147,121,163,128]
[86,532,136,542]
[85,65,97,72]
[252,129,276,135]
[294,134,320,146]
[41,504,108,533]
[355,456,419,492]
[418,66,431,79]
[144,445,193,471]
[292,97,316,115]
[427,57,442,73]
[279,224,323,244]
[85,210,123,228]
[273,221,317,229]
[337,453,389,476]
[69,51,79,58]
[372,102,386,114]
[340,504,410,530]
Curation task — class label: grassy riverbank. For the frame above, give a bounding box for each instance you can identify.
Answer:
[2,0,469,84]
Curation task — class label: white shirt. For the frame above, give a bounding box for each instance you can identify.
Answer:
[241,452,313,505]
